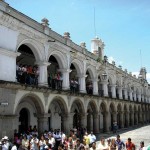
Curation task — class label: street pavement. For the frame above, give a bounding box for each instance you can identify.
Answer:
[96,124,150,149]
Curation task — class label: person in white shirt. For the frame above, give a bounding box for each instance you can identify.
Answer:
[48,133,55,149]
[30,134,39,150]
[88,131,96,147]
[97,137,109,150]
[2,136,10,150]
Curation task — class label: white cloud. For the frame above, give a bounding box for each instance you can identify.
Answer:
[132,72,150,83]
[147,73,150,83]
[132,72,139,78]
[108,56,115,64]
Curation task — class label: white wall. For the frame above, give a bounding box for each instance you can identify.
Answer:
[0,25,18,51]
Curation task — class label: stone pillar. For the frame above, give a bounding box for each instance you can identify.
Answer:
[93,113,99,133]
[134,112,138,125]
[130,90,133,101]
[78,74,86,93]
[123,88,128,100]
[138,94,141,102]
[118,86,123,99]
[104,112,110,132]
[92,79,98,95]
[38,114,49,135]
[62,113,74,134]
[0,48,20,82]
[131,112,134,126]
[120,112,124,128]
[0,115,18,139]
[113,112,117,122]
[102,81,108,97]
[59,68,70,90]
[125,112,129,127]
[133,91,136,101]
[81,113,88,129]
[111,84,116,98]
[37,61,50,86]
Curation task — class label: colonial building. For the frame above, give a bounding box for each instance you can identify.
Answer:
[0,1,150,139]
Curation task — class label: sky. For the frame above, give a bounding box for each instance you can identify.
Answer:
[5,0,150,82]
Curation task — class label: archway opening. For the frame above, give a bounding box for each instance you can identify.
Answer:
[98,75,103,96]
[19,108,29,133]
[48,55,62,90]
[73,109,81,129]
[16,44,38,85]
[116,81,119,99]
[100,103,106,132]
[86,70,93,95]
[108,80,112,98]
[70,64,79,93]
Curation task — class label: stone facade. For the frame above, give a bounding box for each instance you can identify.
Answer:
[0,1,150,139]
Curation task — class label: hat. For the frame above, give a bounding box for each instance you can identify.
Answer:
[3,136,9,140]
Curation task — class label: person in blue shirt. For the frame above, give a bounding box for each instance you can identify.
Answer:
[115,135,125,150]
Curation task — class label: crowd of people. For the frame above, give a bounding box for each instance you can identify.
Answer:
[0,126,97,150]
[0,125,150,150]
[70,79,80,93]
[48,73,63,90]
[16,64,39,85]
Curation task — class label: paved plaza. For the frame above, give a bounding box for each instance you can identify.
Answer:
[96,125,150,149]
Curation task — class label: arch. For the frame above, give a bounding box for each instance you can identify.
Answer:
[99,102,107,132]
[109,102,116,113]
[49,51,67,69]
[117,103,122,129]
[87,100,98,114]
[17,39,42,61]
[100,102,107,113]
[86,66,96,79]
[14,93,45,115]
[48,96,68,131]
[48,96,68,114]
[70,99,85,129]
[70,99,85,114]
[71,59,83,75]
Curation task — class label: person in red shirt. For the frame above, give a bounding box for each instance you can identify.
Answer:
[126,138,135,150]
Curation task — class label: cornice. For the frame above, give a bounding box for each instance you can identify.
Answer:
[0,47,20,57]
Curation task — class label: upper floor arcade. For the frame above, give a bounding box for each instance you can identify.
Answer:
[0,0,150,104]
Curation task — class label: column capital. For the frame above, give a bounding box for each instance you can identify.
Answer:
[77,74,87,78]
[35,61,50,66]
[58,68,71,73]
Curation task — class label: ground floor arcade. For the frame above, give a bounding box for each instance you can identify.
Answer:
[0,84,150,139]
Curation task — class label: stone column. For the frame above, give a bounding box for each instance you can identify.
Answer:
[113,112,117,122]
[0,115,18,139]
[111,84,116,98]
[62,113,74,134]
[131,112,134,126]
[0,46,20,82]
[59,68,70,90]
[138,94,141,102]
[102,81,108,97]
[133,91,136,101]
[125,112,129,127]
[81,113,88,129]
[134,112,138,125]
[123,88,128,100]
[120,112,124,128]
[37,61,50,86]
[118,86,123,99]
[78,74,86,93]
[130,90,133,101]
[104,112,110,132]
[38,114,49,135]
[92,79,98,95]
[93,113,99,133]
